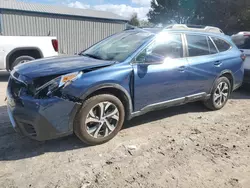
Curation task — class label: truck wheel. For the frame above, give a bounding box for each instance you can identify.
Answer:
[10,56,35,70]
[204,77,231,110]
[74,94,125,145]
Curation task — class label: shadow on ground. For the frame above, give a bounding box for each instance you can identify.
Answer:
[0,87,249,161]
[230,86,250,99]
[0,102,206,161]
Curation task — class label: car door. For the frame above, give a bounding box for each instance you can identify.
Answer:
[185,34,227,95]
[133,32,191,111]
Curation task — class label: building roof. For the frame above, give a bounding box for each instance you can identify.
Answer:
[0,0,128,22]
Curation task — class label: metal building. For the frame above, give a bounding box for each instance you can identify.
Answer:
[0,0,128,54]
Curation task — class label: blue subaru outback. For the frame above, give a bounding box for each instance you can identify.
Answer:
[7,25,245,145]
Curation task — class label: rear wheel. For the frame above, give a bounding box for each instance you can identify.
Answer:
[10,55,35,70]
[204,77,231,110]
[74,94,125,145]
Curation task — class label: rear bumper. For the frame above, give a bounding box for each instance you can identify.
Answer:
[6,88,81,141]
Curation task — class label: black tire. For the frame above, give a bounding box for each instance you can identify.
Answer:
[204,77,231,110]
[74,94,125,145]
[10,56,35,70]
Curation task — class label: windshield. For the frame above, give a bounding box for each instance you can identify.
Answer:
[81,31,154,62]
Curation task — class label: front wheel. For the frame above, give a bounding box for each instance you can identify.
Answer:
[74,94,125,145]
[204,77,231,110]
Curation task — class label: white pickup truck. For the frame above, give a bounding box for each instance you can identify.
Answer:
[0,36,58,71]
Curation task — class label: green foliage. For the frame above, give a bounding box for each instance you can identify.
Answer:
[147,0,250,33]
[147,0,196,25]
[128,13,140,26]
[192,0,250,33]
[139,20,154,27]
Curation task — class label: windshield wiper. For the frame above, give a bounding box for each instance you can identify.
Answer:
[81,53,102,60]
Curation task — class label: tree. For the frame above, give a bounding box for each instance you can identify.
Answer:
[191,0,250,34]
[139,20,154,27]
[147,0,196,25]
[128,13,140,26]
[147,0,250,34]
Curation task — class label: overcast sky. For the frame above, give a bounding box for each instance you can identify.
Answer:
[22,0,152,20]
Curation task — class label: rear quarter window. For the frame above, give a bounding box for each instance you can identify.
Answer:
[211,37,231,52]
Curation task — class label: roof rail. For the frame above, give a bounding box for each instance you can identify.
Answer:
[165,24,224,34]
[125,24,163,33]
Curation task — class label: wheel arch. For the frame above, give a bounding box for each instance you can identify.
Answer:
[80,83,134,120]
[220,71,234,91]
[210,70,235,94]
[6,47,44,71]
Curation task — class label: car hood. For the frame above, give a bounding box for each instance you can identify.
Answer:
[14,55,116,79]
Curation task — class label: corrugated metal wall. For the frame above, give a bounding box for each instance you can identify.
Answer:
[0,10,126,54]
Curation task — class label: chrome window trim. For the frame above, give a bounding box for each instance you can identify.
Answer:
[207,36,219,54]
[208,36,220,53]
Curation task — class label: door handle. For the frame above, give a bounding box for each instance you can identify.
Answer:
[178,66,186,72]
[214,61,222,67]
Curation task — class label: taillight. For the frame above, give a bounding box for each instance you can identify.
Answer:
[241,53,246,61]
[52,39,58,52]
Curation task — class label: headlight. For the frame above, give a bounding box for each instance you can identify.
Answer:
[35,71,82,96]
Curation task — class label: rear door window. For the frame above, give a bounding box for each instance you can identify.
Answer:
[135,33,183,63]
[150,33,183,59]
[212,37,231,52]
[186,35,210,57]
[208,37,218,54]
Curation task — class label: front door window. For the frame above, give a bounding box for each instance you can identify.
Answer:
[135,33,183,64]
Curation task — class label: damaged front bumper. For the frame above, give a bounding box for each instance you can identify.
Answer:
[6,78,81,141]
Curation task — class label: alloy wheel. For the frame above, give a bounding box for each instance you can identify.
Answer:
[85,101,119,138]
[213,82,229,107]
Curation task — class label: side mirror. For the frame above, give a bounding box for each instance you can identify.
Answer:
[145,54,164,64]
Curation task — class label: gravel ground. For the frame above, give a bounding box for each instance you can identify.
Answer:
[0,71,249,188]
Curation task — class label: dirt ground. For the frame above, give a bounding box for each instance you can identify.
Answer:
[0,71,249,188]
